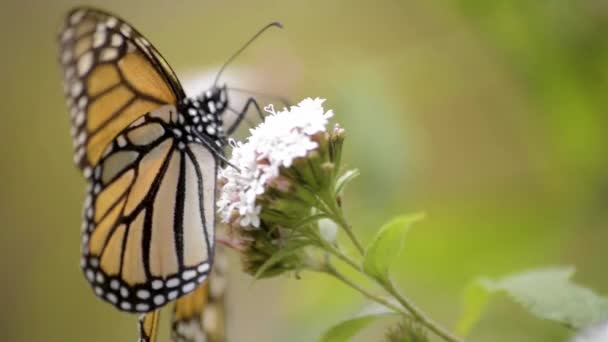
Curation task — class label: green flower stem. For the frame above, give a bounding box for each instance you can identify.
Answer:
[321,264,410,318]
[318,190,365,256]
[322,242,362,271]
[382,279,463,342]
[321,245,463,342]
[316,195,464,342]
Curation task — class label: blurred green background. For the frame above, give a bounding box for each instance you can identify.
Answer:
[1,0,606,341]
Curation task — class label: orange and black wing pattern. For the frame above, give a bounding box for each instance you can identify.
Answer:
[58,7,185,176]
[80,108,218,313]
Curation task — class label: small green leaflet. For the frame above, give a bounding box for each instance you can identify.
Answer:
[320,302,400,342]
[335,169,360,195]
[363,213,426,283]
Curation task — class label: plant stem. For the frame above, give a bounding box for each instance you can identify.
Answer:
[323,243,361,271]
[319,190,365,256]
[322,265,410,318]
[323,247,464,342]
[382,279,464,342]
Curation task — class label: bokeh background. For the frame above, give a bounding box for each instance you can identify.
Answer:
[1,0,607,341]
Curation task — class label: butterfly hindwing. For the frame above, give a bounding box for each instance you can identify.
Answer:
[59,7,186,175]
[81,105,217,313]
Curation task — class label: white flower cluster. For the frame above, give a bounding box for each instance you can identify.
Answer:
[217,98,334,228]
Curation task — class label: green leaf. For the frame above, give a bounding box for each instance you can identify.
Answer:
[457,267,608,335]
[363,213,426,282]
[319,302,399,342]
[335,168,360,195]
[455,279,491,336]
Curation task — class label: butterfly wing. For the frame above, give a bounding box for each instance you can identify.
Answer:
[171,247,228,342]
[81,106,217,312]
[59,7,186,175]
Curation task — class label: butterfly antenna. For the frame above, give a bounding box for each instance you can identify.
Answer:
[213,22,283,87]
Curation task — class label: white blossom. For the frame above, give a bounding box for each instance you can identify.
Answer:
[217,98,334,227]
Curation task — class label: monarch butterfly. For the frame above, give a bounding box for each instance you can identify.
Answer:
[58,5,280,327]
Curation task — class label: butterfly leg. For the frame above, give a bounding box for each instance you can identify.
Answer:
[226,97,264,135]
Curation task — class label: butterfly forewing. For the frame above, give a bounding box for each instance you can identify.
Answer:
[59,7,185,175]
[82,106,217,312]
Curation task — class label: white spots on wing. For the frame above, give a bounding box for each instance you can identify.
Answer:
[61,49,72,65]
[86,269,95,282]
[197,263,210,273]
[120,302,132,310]
[120,23,132,37]
[75,111,85,126]
[69,9,86,25]
[182,282,196,293]
[65,66,75,80]
[83,166,92,178]
[111,33,123,47]
[117,135,127,147]
[136,289,150,299]
[78,96,88,109]
[77,131,86,145]
[206,126,216,135]
[135,303,149,312]
[182,270,197,281]
[168,290,178,300]
[106,293,118,304]
[110,279,120,290]
[100,48,118,62]
[77,51,94,76]
[69,107,78,120]
[166,278,179,288]
[178,142,185,150]
[151,280,163,290]
[61,28,74,43]
[208,101,216,113]
[153,294,165,306]
[93,30,106,48]
[70,81,83,97]
[106,17,118,28]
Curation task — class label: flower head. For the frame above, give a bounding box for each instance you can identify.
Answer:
[217,97,347,277]
[217,98,334,228]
